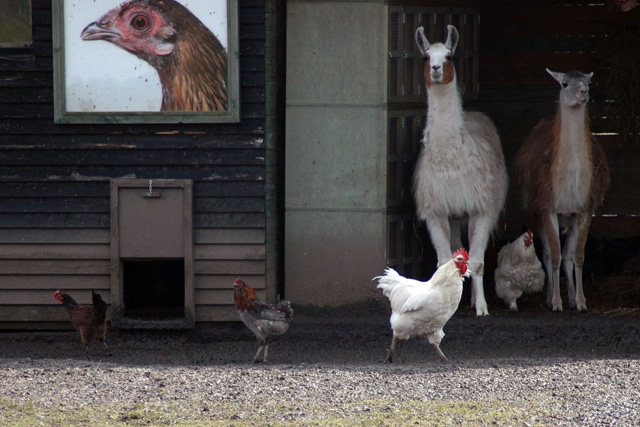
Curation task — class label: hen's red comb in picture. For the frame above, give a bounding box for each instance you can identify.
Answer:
[453,248,469,260]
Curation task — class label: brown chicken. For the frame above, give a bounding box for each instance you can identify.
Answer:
[233,279,293,363]
[81,0,227,111]
[53,290,111,357]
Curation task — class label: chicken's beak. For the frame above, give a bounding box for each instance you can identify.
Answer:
[81,22,122,42]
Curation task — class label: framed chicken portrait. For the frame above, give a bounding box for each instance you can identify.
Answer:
[52,0,239,123]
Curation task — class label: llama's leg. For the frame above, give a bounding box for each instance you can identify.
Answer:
[541,234,554,306]
[562,216,578,308]
[425,215,453,267]
[449,218,464,252]
[467,215,492,317]
[541,212,562,311]
[573,213,592,311]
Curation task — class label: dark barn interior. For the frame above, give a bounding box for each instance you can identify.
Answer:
[123,260,186,320]
[386,0,640,311]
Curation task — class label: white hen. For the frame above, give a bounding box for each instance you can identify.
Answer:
[375,249,470,362]
[494,229,545,311]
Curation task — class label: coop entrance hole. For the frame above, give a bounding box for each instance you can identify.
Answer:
[123,260,185,320]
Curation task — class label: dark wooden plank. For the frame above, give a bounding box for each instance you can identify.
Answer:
[0,198,108,213]
[0,118,267,136]
[0,244,109,259]
[0,229,110,244]
[0,213,109,228]
[0,54,35,72]
[194,213,265,228]
[195,229,265,245]
[0,87,52,103]
[0,134,266,150]
[0,260,110,275]
[0,289,111,305]
[0,148,266,166]
[0,274,109,289]
[0,165,265,182]
[194,244,266,261]
[0,72,51,88]
[195,198,266,213]
[195,181,264,197]
[195,260,265,275]
[195,274,265,290]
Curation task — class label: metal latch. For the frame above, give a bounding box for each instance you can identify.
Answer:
[143,179,161,198]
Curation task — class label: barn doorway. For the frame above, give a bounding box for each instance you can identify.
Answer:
[122,260,185,320]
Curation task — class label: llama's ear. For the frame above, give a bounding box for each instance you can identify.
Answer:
[415,27,430,56]
[546,68,564,85]
[586,72,594,81]
[445,25,459,55]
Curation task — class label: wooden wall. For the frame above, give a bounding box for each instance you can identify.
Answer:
[0,0,269,326]
[479,0,640,239]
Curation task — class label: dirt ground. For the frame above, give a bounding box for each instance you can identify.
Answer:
[1,304,637,365]
[1,291,640,425]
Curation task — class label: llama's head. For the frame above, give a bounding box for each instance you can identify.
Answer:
[546,69,594,108]
[415,25,459,88]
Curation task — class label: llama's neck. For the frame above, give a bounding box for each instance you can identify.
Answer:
[557,104,589,150]
[425,77,464,144]
[551,103,593,212]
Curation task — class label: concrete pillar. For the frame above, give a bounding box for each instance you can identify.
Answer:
[285,0,388,307]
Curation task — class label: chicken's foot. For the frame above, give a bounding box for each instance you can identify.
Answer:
[383,335,397,363]
[433,343,449,362]
[102,341,112,356]
[252,345,265,363]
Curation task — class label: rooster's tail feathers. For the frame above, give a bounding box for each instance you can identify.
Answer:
[374,267,405,297]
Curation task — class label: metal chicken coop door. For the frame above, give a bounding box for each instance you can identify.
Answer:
[110,179,194,329]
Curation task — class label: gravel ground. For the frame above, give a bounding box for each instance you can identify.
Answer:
[1,306,640,425]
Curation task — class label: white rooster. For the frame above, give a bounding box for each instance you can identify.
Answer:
[375,248,470,362]
[494,229,545,311]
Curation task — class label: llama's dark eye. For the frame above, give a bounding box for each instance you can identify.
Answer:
[423,54,430,62]
[131,14,150,31]
[446,55,453,61]
[562,82,569,88]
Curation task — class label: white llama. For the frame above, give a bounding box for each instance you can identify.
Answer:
[512,69,610,311]
[413,25,508,316]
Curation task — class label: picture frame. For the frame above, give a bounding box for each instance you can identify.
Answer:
[52,0,239,124]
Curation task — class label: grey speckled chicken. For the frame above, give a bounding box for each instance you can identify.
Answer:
[494,230,545,311]
[233,279,293,363]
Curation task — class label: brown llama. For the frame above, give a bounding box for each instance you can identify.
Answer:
[413,25,508,316]
[512,69,610,311]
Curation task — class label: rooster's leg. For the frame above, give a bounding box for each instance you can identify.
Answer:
[252,345,265,363]
[101,341,112,356]
[263,345,269,363]
[433,343,449,362]
[384,335,397,363]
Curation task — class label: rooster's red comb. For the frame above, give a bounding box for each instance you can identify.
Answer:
[527,229,533,239]
[453,248,469,261]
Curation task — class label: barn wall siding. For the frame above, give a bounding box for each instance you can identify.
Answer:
[0,0,268,325]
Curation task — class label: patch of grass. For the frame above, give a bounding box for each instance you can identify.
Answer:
[0,397,550,426]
